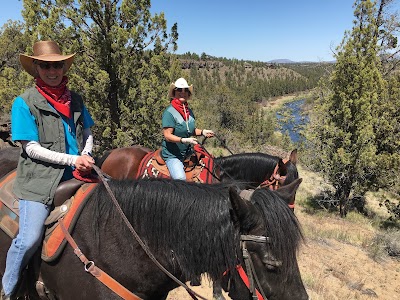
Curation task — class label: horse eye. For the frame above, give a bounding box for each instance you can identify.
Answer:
[263,258,282,270]
[262,253,282,270]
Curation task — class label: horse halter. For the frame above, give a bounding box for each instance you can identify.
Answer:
[259,159,288,191]
[240,234,270,300]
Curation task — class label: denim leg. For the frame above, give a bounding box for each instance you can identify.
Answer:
[166,158,186,180]
[2,200,50,296]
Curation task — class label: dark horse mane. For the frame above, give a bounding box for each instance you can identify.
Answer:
[0,147,20,178]
[94,149,112,167]
[215,152,298,187]
[87,178,303,282]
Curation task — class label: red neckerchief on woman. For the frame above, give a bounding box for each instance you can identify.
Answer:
[171,98,190,121]
[35,76,72,118]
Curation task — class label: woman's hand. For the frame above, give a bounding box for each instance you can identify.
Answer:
[202,129,215,138]
[181,137,198,145]
[75,154,95,171]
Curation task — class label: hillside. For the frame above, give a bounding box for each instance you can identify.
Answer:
[180,58,305,82]
[167,158,400,300]
[176,55,331,103]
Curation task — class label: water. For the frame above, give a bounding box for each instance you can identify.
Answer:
[276,99,309,143]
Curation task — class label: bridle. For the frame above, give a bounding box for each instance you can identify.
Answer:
[258,159,288,191]
[240,234,270,300]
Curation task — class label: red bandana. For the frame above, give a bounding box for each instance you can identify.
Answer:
[171,98,190,120]
[35,76,72,118]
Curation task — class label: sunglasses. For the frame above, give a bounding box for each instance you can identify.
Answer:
[35,61,65,70]
[174,88,189,93]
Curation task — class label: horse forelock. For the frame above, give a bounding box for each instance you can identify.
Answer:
[251,188,304,280]
[284,161,299,185]
[88,179,240,280]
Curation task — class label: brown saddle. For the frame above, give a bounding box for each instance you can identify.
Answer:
[0,170,96,261]
[137,148,214,183]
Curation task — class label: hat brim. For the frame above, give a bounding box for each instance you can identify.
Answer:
[19,53,75,77]
[168,83,194,99]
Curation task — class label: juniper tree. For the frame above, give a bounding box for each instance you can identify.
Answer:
[306,0,400,217]
[19,0,178,151]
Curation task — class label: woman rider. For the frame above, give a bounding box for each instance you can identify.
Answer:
[1,41,95,300]
[161,77,214,180]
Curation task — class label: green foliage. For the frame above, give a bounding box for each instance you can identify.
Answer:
[0,21,31,113]
[10,0,178,153]
[305,0,400,217]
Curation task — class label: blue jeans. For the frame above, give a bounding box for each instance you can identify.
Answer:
[166,158,186,180]
[2,200,50,296]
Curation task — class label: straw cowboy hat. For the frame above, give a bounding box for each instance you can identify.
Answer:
[20,41,76,77]
[168,78,194,99]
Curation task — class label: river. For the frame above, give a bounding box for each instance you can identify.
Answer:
[276,99,309,143]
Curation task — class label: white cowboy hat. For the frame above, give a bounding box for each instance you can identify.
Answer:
[168,78,194,99]
[20,40,75,77]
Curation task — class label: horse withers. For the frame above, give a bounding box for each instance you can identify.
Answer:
[0,177,308,300]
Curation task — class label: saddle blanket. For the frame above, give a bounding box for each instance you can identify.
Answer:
[137,148,215,183]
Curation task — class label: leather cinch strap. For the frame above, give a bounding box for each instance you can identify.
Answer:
[58,219,142,300]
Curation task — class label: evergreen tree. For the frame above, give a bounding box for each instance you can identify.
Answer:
[306,0,400,217]
[0,21,29,115]
[19,0,178,151]
[375,0,400,76]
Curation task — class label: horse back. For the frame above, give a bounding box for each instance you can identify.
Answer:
[100,146,151,180]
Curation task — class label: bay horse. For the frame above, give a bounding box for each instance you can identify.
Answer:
[0,177,308,300]
[99,146,298,190]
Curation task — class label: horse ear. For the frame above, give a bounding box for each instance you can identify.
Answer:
[273,178,302,206]
[289,149,298,165]
[229,187,252,228]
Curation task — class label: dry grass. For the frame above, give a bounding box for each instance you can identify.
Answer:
[295,163,400,300]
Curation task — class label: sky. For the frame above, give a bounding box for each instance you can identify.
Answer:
[0,0,365,62]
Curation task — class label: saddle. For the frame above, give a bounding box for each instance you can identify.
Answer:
[136,146,215,183]
[0,170,97,261]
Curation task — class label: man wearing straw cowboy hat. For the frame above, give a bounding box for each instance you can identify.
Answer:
[1,41,95,300]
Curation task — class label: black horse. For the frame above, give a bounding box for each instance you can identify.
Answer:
[215,149,298,189]
[1,178,308,300]
[0,147,20,178]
